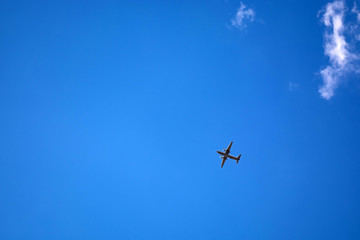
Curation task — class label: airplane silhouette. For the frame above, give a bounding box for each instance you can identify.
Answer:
[217,141,241,168]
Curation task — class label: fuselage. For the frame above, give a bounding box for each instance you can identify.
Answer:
[217,151,240,160]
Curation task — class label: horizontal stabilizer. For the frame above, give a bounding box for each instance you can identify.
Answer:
[236,154,241,163]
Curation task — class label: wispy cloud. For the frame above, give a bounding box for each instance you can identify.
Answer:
[319,1,350,99]
[288,82,299,91]
[352,2,360,21]
[318,0,360,100]
[351,2,360,41]
[231,2,255,29]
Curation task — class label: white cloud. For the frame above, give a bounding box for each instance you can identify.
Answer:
[319,0,359,99]
[231,2,255,29]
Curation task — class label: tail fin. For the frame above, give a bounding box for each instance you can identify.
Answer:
[236,154,241,164]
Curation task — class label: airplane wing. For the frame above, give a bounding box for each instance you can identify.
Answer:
[225,141,233,154]
[221,156,227,168]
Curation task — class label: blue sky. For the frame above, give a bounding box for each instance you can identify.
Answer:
[1,0,360,239]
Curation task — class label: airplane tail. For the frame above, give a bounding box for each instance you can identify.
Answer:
[236,154,241,164]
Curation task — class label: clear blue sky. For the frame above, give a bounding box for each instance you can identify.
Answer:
[1,0,360,239]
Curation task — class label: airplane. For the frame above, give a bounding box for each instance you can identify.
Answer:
[217,141,241,168]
